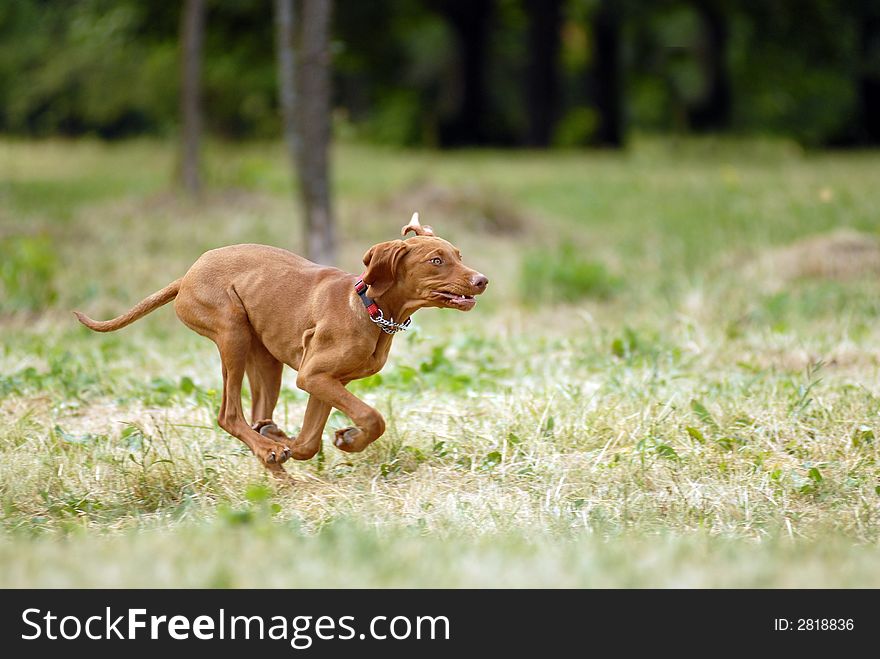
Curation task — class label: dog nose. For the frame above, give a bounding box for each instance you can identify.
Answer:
[471,273,489,290]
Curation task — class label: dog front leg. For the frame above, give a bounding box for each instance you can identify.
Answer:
[283,395,333,460]
[296,372,385,453]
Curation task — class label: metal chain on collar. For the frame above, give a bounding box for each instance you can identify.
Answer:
[369,309,412,334]
[354,273,412,334]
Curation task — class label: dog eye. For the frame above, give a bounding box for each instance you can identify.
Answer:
[430,257,443,266]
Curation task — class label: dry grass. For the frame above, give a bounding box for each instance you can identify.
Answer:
[749,229,880,288]
[1,137,880,586]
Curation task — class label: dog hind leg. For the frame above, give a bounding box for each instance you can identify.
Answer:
[217,335,293,476]
[175,282,292,476]
[200,291,292,475]
[246,339,289,442]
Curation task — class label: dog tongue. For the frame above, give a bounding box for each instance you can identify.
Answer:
[436,291,475,307]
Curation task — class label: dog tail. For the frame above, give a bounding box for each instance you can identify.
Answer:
[73,278,182,333]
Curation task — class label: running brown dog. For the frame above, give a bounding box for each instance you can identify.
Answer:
[74,214,488,477]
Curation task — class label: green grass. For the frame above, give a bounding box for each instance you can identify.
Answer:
[1,136,880,587]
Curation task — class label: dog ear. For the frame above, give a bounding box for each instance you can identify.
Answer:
[401,211,435,237]
[362,240,410,298]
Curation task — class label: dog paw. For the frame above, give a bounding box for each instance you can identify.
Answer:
[258,442,292,465]
[334,426,365,453]
[253,419,289,442]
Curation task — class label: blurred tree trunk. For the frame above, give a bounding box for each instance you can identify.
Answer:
[524,0,562,147]
[592,0,623,147]
[179,0,205,196]
[275,0,300,201]
[857,7,880,144]
[436,0,493,146]
[687,0,732,131]
[275,0,336,265]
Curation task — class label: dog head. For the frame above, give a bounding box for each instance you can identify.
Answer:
[361,213,488,311]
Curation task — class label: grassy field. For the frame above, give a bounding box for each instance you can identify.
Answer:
[2,137,880,587]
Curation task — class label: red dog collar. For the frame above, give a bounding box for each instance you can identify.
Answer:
[354,274,381,319]
[354,273,412,334]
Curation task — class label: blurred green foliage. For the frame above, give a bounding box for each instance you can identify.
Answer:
[0,0,875,146]
[521,243,619,302]
[0,235,58,312]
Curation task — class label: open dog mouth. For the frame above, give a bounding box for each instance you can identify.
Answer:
[433,290,478,310]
